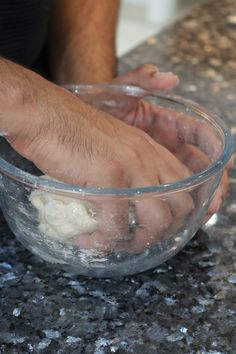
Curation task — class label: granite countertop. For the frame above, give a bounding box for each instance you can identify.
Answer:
[1,0,236,353]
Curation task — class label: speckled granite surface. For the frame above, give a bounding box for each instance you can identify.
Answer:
[1,0,236,353]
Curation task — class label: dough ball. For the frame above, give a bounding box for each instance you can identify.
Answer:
[29,175,98,242]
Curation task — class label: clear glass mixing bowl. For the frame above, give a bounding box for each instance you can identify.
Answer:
[0,85,233,277]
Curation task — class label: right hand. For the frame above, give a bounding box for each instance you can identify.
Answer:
[4,71,193,254]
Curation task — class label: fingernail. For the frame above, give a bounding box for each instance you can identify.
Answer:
[152,71,176,79]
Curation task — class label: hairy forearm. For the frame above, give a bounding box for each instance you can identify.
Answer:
[0,57,64,146]
[0,57,117,160]
[48,0,120,84]
[0,58,41,136]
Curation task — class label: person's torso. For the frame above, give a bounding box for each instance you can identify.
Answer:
[0,0,55,68]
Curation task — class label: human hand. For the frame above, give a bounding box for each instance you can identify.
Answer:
[2,70,194,253]
[95,64,232,223]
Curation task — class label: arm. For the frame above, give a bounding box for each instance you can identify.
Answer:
[48,0,120,84]
[0,57,194,253]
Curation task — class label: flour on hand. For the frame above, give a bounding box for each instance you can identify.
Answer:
[29,175,98,242]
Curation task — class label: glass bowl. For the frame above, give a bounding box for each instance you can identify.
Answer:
[0,84,233,277]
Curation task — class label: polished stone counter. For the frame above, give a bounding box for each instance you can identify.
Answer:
[1,0,236,353]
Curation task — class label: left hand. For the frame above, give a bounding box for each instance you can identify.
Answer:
[84,64,232,223]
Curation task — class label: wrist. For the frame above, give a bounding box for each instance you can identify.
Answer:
[0,60,52,146]
[0,65,34,136]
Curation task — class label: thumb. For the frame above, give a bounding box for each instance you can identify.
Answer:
[113,64,179,92]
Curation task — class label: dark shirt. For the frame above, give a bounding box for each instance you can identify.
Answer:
[0,0,55,73]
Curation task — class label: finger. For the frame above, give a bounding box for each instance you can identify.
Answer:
[126,177,173,253]
[173,112,222,162]
[113,64,179,91]
[156,160,194,235]
[174,144,213,224]
[153,143,191,179]
[73,198,130,253]
[72,173,130,253]
[173,145,229,225]
[208,170,228,213]
[122,100,217,159]
[202,169,228,224]
[155,107,218,155]
[226,156,234,170]
[174,144,211,173]
[142,104,224,163]
[203,187,223,224]
[91,91,139,119]
[174,144,228,224]
[221,170,229,197]
[98,65,179,119]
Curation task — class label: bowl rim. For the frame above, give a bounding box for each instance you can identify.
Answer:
[0,84,233,197]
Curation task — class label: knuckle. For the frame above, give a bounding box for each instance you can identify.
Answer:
[106,160,124,180]
[124,136,149,164]
[133,131,153,150]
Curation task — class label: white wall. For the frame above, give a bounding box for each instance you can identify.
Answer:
[117,0,200,56]
[123,0,179,23]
